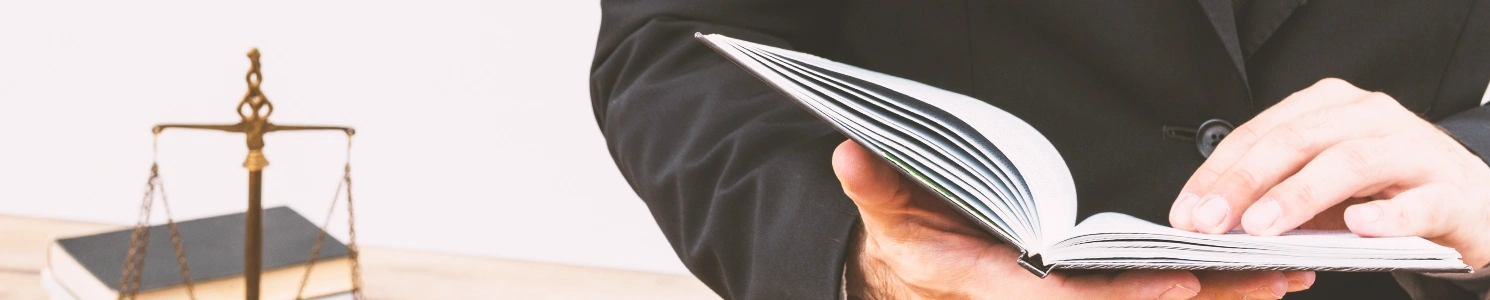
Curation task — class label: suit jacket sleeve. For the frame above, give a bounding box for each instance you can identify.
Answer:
[590,1,860,299]
[1397,104,1490,300]
[1440,105,1490,160]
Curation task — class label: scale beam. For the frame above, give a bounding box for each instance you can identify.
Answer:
[270,124,356,135]
[155,123,355,135]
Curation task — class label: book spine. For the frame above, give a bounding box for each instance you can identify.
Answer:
[1017,250,1054,278]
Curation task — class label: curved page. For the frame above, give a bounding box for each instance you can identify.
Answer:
[718,38,1027,247]
[699,33,1078,252]
[738,46,1036,240]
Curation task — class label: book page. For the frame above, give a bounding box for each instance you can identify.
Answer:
[729,35,1080,251]
[1040,213,1467,272]
[1059,213,1448,251]
[733,41,1040,244]
[744,47,1039,238]
[696,34,1030,249]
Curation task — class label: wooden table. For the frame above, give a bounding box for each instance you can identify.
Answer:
[0,215,718,300]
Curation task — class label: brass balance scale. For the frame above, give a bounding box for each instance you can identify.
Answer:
[120,49,364,300]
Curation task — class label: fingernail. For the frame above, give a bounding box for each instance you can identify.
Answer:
[1243,199,1281,233]
[1171,193,1200,228]
[1158,283,1199,300]
[1193,195,1230,230]
[1350,204,1382,224]
[1175,193,1199,209]
[1286,271,1317,292]
[1249,285,1286,299]
[1288,279,1312,292]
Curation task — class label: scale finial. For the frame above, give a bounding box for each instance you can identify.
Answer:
[240,48,271,122]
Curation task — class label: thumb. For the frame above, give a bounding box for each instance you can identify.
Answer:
[832,140,913,216]
[833,140,988,245]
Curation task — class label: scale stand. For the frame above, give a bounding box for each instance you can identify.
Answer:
[128,49,361,300]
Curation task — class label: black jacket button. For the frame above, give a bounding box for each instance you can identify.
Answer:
[1196,119,1233,158]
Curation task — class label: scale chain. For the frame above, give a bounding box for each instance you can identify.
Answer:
[294,134,365,300]
[119,134,197,300]
[116,166,153,299]
[159,176,198,298]
[346,159,365,299]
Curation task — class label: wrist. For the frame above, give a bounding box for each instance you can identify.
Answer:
[846,224,904,300]
[845,223,876,298]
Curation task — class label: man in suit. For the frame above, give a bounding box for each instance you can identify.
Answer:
[591,1,1490,299]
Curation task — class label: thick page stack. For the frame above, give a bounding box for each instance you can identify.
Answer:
[695,33,1471,277]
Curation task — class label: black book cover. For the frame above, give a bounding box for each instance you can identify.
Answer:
[56,206,350,292]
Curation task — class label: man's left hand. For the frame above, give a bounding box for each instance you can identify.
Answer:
[1168,78,1490,268]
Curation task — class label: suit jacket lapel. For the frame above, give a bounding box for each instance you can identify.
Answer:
[1195,0,1249,87]
[1236,0,1308,58]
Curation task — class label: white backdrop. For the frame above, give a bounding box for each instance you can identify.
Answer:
[0,1,690,274]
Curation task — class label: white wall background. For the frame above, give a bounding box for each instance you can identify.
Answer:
[0,1,691,275]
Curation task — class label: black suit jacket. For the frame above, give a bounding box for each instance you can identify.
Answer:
[591,1,1490,299]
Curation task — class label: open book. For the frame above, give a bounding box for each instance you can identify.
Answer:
[696,33,1471,277]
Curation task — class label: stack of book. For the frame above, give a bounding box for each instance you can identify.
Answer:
[43,207,356,300]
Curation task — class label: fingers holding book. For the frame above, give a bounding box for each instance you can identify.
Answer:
[1170,78,1490,269]
[1170,78,1374,234]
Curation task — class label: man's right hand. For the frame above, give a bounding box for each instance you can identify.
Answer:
[833,140,1311,299]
